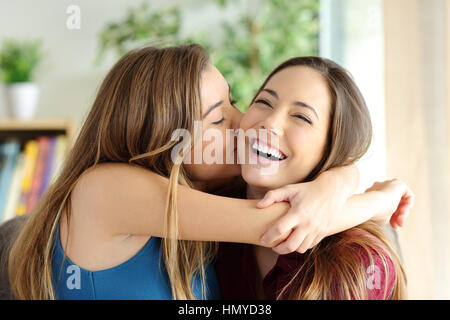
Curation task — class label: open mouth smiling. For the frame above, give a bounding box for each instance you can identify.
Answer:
[250,138,287,161]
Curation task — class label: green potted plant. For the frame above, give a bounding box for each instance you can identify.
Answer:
[0,39,42,119]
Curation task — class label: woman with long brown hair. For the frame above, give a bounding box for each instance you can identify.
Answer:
[7,44,412,300]
[220,56,410,299]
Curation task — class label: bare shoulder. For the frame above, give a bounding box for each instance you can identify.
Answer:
[69,163,143,221]
[60,163,157,271]
[82,162,151,180]
[78,162,166,191]
[70,162,169,230]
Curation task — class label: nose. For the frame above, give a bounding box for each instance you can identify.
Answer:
[260,113,284,137]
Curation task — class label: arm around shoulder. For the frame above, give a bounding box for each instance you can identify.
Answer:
[78,163,290,245]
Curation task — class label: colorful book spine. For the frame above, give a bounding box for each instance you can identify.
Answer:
[16,139,39,216]
[0,143,5,222]
[2,152,26,223]
[38,136,57,199]
[50,135,68,184]
[0,143,6,221]
[0,140,21,221]
[26,136,51,213]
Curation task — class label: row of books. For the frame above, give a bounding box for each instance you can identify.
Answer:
[0,135,68,224]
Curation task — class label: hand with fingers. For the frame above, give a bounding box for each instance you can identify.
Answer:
[258,177,414,255]
[257,174,350,255]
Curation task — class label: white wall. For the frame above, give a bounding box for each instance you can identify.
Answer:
[320,0,386,192]
[418,0,450,300]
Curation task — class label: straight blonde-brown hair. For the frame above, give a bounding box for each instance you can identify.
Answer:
[251,56,406,300]
[8,44,216,299]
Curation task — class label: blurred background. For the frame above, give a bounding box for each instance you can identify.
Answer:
[0,0,448,299]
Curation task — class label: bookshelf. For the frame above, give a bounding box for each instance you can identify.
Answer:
[0,118,77,224]
[0,118,77,147]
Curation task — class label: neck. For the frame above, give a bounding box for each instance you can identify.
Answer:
[246,184,269,200]
[248,182,281,286]
[191,176,237,193]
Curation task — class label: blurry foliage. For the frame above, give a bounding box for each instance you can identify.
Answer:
[97,0,319,111]
[97,2,182,62]
[0,39,42,84]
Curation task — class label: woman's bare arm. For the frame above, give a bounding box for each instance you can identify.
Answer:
[76,162,289,246]
[77,162,411,253]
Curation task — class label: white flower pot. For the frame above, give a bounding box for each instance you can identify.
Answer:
[5,82,39,120]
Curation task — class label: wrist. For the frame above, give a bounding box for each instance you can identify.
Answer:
[317,170,353,199]
[367,190,390,220]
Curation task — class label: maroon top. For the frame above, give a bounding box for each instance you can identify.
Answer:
[216,242,259,299]
[216,242,396,300]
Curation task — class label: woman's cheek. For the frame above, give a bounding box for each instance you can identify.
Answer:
[283,129,312,178]
[239,107,259,130]
[202,126,231,165]
[290,130,326,176]
[219,127,231,164]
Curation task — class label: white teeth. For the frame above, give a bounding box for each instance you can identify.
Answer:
[251,140,285,160]
[271,149,281,158]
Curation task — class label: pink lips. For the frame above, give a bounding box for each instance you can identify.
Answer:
[249,146,273,165]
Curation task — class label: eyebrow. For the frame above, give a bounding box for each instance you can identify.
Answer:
[262,88,278,99]
[293,101,319,120]
[261,88,319,120]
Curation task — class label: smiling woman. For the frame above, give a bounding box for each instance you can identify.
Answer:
[222,56,407,300]
[240,65,333,190]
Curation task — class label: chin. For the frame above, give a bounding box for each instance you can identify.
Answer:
[241,165,281,189]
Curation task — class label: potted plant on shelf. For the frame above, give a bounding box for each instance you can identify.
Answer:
[0,39,42,120]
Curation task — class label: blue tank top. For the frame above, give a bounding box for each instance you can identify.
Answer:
[51,225,221,300]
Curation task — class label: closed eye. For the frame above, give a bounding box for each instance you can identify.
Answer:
[293,114,312,124]
[212,117,225,125]
[255,99,273,108]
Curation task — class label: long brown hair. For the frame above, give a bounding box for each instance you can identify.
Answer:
[8,44,216,299]
[252,57,406,299]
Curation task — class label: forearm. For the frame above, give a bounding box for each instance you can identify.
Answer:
[327,191,385,236]
[318,164,360,196]
[90,162,289,246]
[177,192,289,245]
